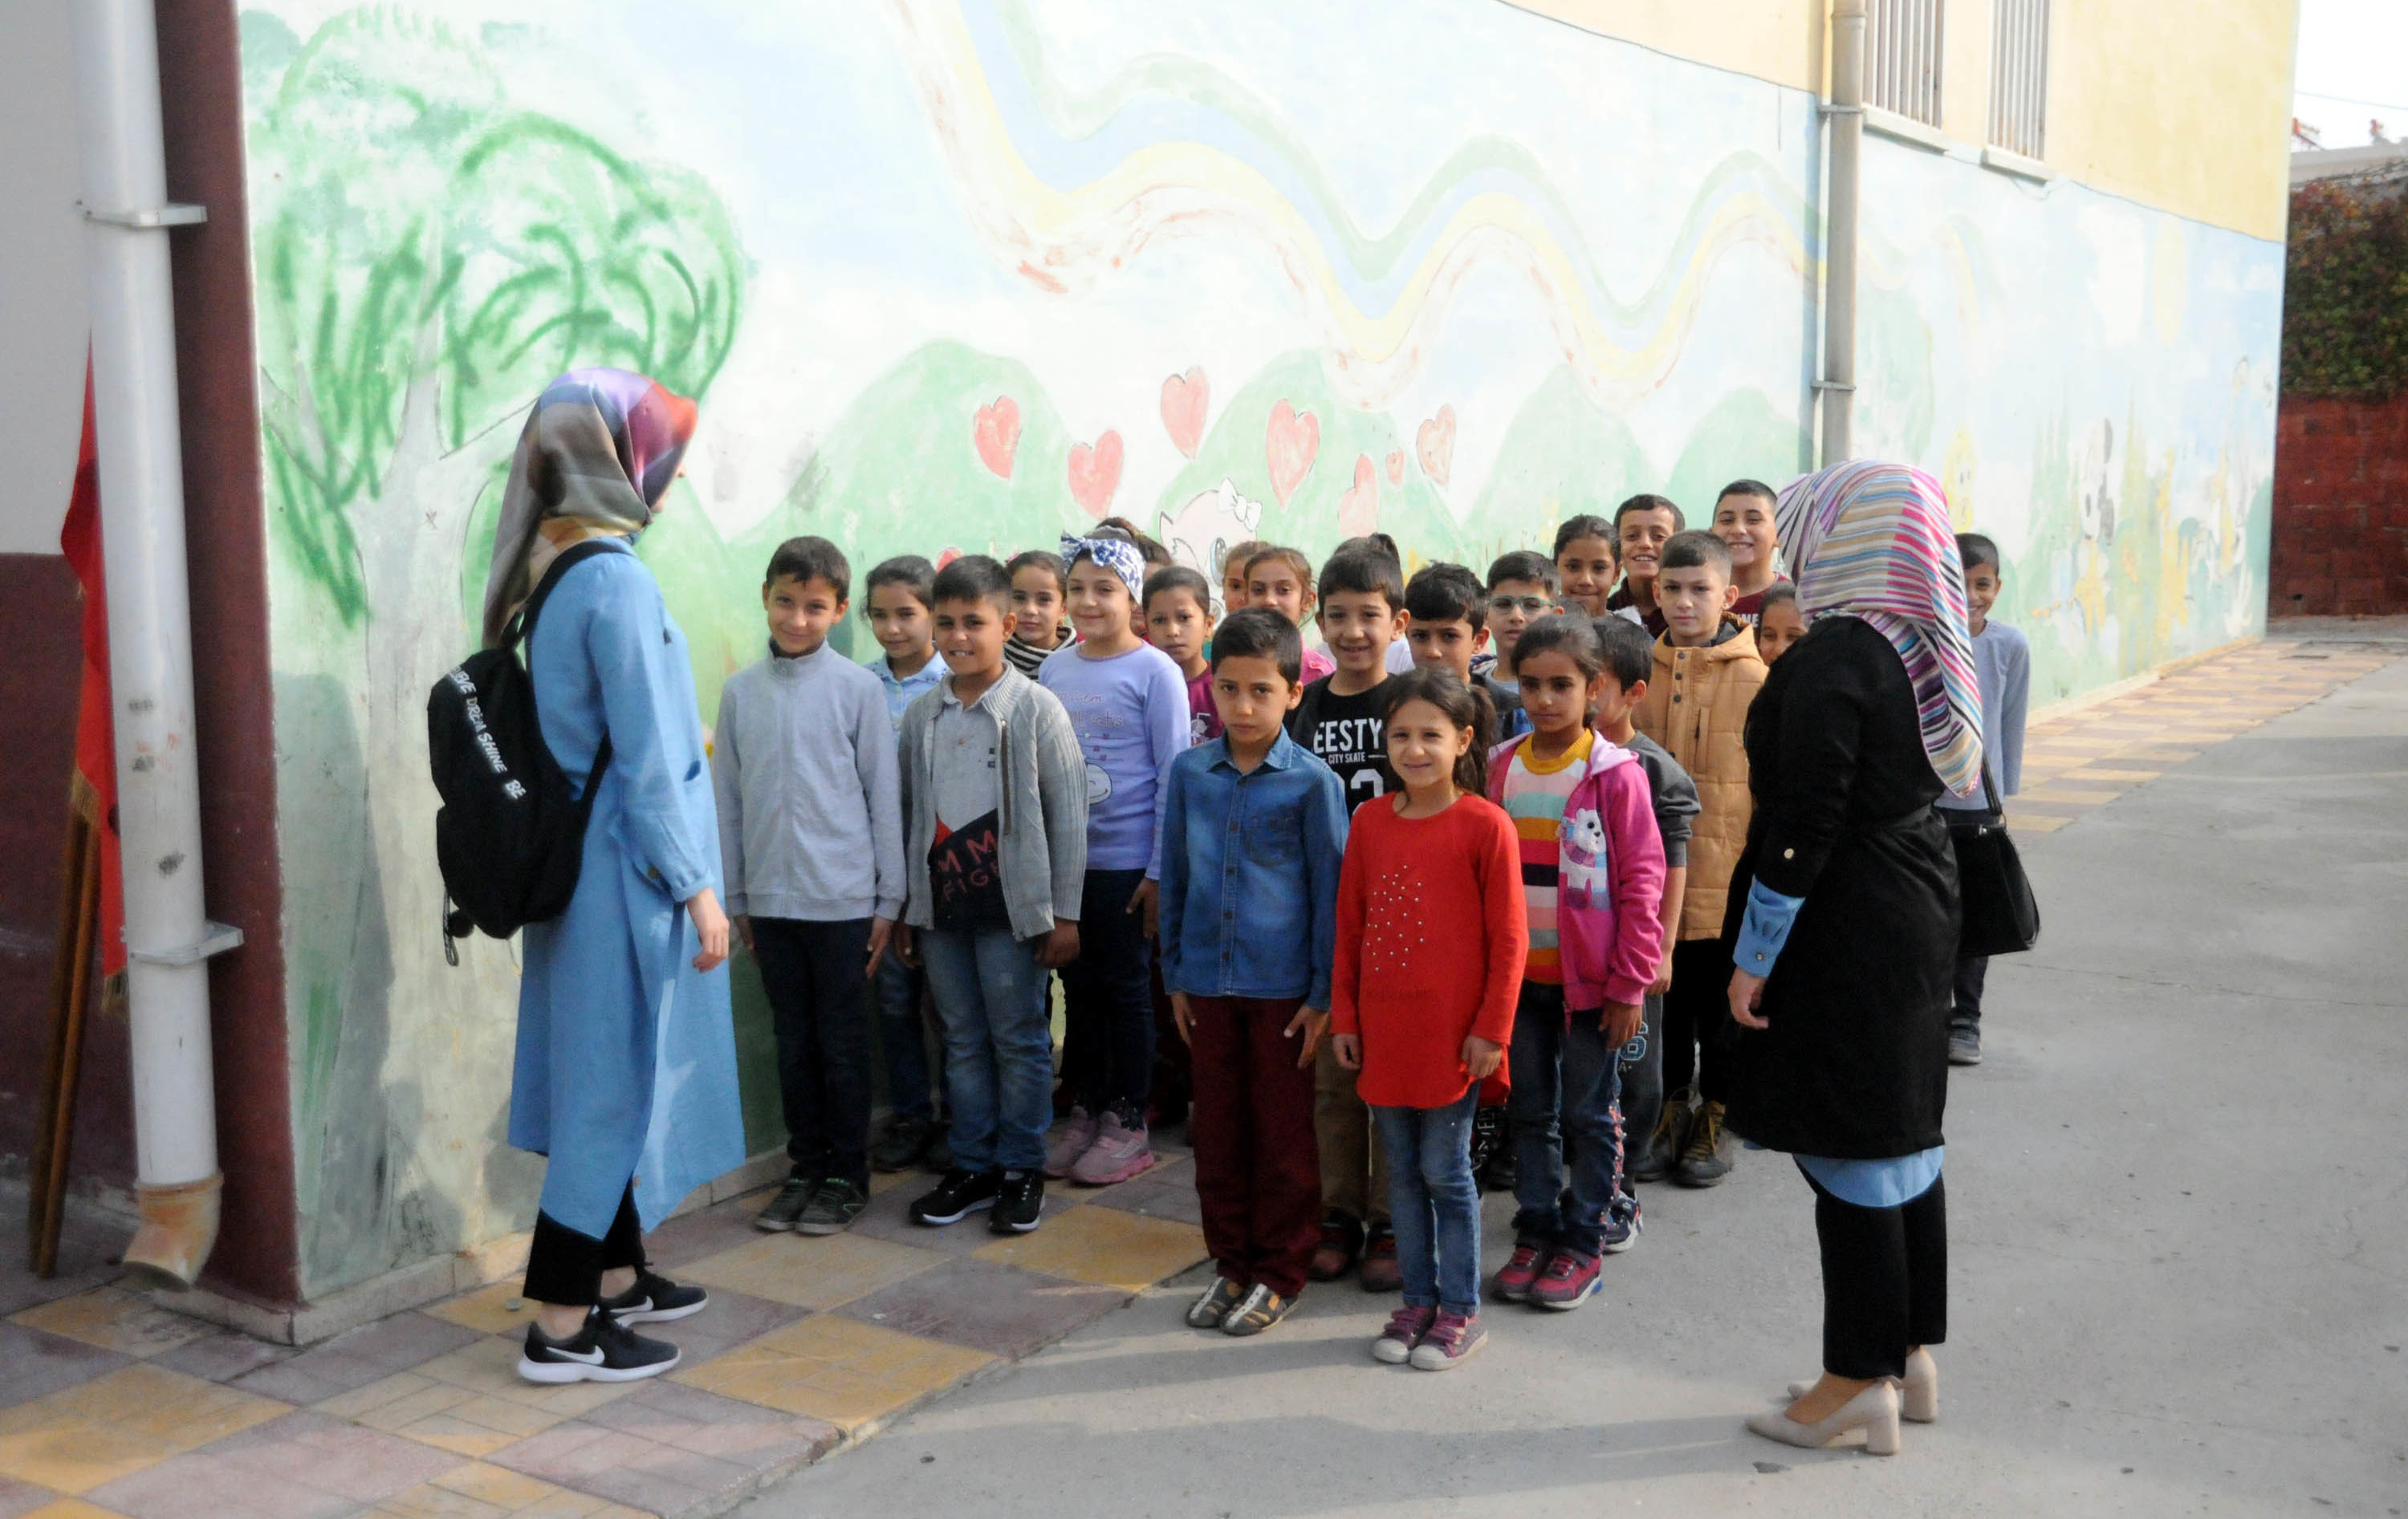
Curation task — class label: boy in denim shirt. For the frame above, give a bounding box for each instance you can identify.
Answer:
[1162,609,1349,1336]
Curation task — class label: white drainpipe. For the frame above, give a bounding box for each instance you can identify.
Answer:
[1820,0,1866,465]
[70,0,242,1290]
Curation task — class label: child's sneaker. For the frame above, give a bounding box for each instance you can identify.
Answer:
[1043,1108,1098,1179]
[1372,1304,1437,1364]
[517,1310,679,1384]
[1529,1249,1604,1310]
[1220,1283,1296,1337]
[794,1179,868,1237]
[871,1115,934,1172]
[988,1170,1044,1234]
[1492,1241,1547,1303]
[1600,1204,1641,1256]
[1408,1310,1488,1371]
[1186,1275,1247,1329]
[1949,1024,1983,1066]
[1357,1225,1402,1293]
[752,1175,816,1232]
[1068,1110,1157,1186]
[909,1168,1000,1225]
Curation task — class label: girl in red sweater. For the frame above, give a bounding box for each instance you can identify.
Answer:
[1332,667,1529,1371]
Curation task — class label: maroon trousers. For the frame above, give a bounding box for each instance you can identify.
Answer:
[1187,995,1322,1298]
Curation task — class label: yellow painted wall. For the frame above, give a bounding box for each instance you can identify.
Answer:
[1503,0,2298,242]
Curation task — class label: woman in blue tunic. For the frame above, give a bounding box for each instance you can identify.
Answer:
[479,369,746,1383]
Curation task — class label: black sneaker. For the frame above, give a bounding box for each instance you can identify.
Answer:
[754,1175,816,1232]
[1949,1025,1983,1066]
[989,1170,1044,1234]
[600,1269,709,1325]
[795,1179,868,1237]
[909,1168,1001,1225]
[872,1115,934,1173]
[517,1310,679,1384]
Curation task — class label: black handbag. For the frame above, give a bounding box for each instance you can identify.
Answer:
[1948,766,2040,957]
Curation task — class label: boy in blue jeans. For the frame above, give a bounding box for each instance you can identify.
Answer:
[896,556,1088,1233]
[1162,609,1349,1336]
[715,538,904,1237]
[864,555,946,1172]
[1937,532,2029,1066]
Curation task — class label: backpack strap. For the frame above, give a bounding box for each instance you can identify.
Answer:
[507,536,622,804]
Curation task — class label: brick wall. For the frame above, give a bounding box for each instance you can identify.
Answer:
[2269,395,2408,616]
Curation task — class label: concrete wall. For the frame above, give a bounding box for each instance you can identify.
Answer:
[1511,0,2300,242]
[226,0,2287,1302]
[0,2,88,557]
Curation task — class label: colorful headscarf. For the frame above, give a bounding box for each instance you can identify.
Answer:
[1774,461,1984,797]
[1059,533,1148,599]
[480,368,699,646]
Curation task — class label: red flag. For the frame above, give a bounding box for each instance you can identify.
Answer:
[59,360,125,983]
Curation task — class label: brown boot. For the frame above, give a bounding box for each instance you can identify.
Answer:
[1357,1223,1402,1292]
[1308,1212,1363,1281]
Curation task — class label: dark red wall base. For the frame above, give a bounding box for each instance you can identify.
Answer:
[2271,396,2408,616]
[0,553,136,1195]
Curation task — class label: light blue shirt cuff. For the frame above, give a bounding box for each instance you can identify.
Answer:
[1733,878,1804,976]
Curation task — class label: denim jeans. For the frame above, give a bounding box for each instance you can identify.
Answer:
[1507,982,1632,1257]
[751,916,873,1191]
[1060,867,1157,1118]
[1374,1088,1483,1314]
[872,945,934,1123]
[918,926,1054,1174]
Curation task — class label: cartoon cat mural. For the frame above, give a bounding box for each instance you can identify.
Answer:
[1157,477,1264,598]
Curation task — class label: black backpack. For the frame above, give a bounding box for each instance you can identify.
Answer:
[429,539,617,959]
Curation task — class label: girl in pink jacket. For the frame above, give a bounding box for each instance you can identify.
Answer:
[1482,615,1667,1309]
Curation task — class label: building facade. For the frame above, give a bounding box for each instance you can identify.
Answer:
[0,0,2296,1323]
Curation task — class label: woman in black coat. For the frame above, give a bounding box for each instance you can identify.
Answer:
[1723,461,1987,1456]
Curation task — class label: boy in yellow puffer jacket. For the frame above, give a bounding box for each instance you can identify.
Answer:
[1633,530,1767,1188]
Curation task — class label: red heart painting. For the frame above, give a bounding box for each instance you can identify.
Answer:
[1265,400,1320,507]
[1161,368,1209,460]
[1385,450,1405,485]
[1338,454,1379,538]
[1417,405,1456,488]
[974,396,1020,479]
[1068,430,1124,519]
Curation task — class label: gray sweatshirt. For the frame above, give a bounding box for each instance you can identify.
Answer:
[711,643,905,922]
[897,665,1089,940]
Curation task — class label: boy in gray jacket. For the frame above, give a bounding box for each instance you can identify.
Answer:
[714,538,905,1238]
[895,555,1088,1234]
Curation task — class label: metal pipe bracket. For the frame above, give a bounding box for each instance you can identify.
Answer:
[128,921,245,967]
[78,201,208,229]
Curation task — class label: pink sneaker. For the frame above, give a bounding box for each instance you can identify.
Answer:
[1372,1304,1436,1364]
[1068,1111,1157,1186]
[1043,1108,1097,1179]
[1409,1310,1488,1371]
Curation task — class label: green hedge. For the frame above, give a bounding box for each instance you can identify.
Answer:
[2284,178,2408,400]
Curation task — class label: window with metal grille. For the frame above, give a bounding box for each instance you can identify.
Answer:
[1867,0,1945,128]
[1988,0,2049,158]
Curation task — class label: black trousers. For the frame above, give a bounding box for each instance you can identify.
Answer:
[753,916,874,1191]
[1804,1168,1947,1381]
[1660,940,1736,1103]
[1952,956,1988,1030]
[523,1182,645,1306]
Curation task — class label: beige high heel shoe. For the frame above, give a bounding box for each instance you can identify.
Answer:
[1746,1379,1901,1456]
[1788,1346,1937,1423]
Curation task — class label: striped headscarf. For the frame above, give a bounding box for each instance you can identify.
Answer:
[481,368,699,646]
[1774,461,1984,797]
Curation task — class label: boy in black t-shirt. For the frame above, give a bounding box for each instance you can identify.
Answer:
[1284,549,1409,1291]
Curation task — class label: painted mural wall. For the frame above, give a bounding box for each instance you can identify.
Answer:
[236,0,2281,1296]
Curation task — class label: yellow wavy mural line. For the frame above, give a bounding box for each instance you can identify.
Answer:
[886,0,1812,408]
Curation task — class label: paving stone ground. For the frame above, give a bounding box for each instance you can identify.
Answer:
[2,626,2393,1519]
